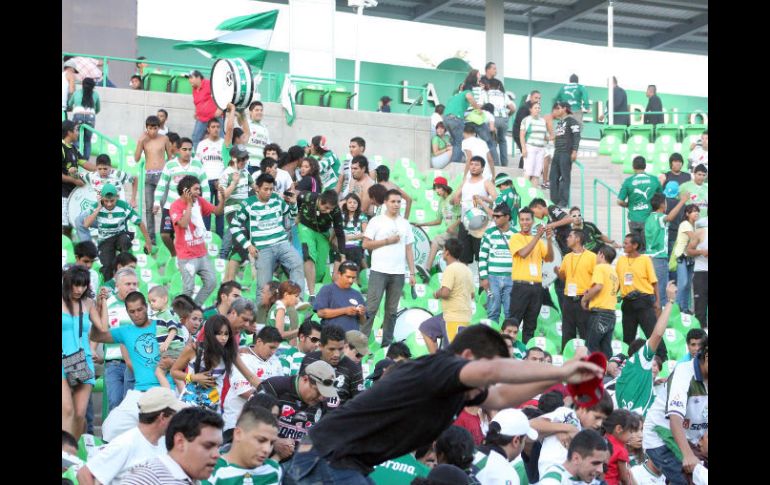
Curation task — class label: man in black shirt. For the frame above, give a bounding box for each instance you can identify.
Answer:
[256,360,336,462]
[644,85,664,126]
[299,324,364,408]
[296,189,347,300]
[550,102,581,208]
[598,77,630,126]
[62,120,95,237]
[658,153,691,264]
[284,324,603,484]
[569,207,620,252]
[512,90,541,169]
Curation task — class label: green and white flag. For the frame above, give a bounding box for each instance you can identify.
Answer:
[280,74,296,126]
[173,10,278,68]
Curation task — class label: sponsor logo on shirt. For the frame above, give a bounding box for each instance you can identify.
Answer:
[281,405,295,418]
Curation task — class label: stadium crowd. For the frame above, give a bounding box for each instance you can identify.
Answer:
[62,60,708,485]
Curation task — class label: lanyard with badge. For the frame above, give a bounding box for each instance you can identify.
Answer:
[567,252,585,296]
[520,234,540,277]
[624,258,636,286]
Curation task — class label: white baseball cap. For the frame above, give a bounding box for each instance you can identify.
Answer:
[492,408,538,440]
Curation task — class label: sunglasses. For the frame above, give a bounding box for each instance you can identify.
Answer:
[340,261,360,271]
[308,374,334,387]
[309,336,321,343]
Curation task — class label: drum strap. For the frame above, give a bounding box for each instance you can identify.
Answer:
[496,228,510,249]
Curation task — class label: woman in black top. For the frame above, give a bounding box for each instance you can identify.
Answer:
[296,157,322,193]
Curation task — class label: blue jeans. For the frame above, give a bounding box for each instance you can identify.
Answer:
[204,180,224,237]
[444,115,465,164]
[652,257,669,306]
[72,113,96,160]
[104,361,129,412]
[486,275,513,322]
[477,122,499,166]
[290,222,302,257]
[284,448,375,485]
[75,211,94,242]
[676,258,694,312]
[495,116,510,166]
[221,213,235,259]
[646,445,688,485]
[256,240,306,295]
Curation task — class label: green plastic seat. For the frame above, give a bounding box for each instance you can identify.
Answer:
[62,466,80,484]
[598,134,622,156]
[172,75,193,95]
[610,339,629,356]
[682,124,707,140]
[425,298,442,316]
[143,72,174,92]
[470,299,488,323]
[627,125,654,142]
[525,335,559,356]
[669,310,702,335]
[626,134,648,154]
[610,143,629,165]
[654,124,681,142]
[404,330,430,358]
[514,176,533,191]
[662,328,687,361]
[62,235,75,267]
[654,134,676,154]
[562,338,586,360]
[77,433,105,461]
[295,84,328,106]
[600,125,628,143]
[613,310,624,340]
[537,304,561,330]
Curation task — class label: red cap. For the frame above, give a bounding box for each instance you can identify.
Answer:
[567,352,607,408]
[433,176,448,187]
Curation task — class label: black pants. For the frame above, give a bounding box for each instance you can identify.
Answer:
[510,282,543,343]
[621,294,667,360]
[99,231,133,281]
[693,271,708,328]
[561,297,591,351]
[457,223,481,264]
[586,309,616,358]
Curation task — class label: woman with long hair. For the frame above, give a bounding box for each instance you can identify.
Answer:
[431,121,453,169]
[296,157,322,194]
[67,77,100,159]
[310,135,341,191]
[62,266,102,439]
[340,193,367,268]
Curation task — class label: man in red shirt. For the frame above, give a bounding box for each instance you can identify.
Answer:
[188,70,224,151]
[170,174,225,305]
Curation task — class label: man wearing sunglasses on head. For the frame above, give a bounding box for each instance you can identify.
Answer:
[280,320,322,377]
[255,360,336,463]
[299,324,365,409]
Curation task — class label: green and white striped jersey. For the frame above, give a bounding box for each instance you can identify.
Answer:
[202,456,282,485]
[539,464,581,485]
[522,116,548,147]
[246,120,270,167]
[229,194,296,250]
[80,170,134,203]
[317,152,340,191]
[479,226,515,278]
[94,200,141,240]
[279,347,306,376]
[154,159,210,210]
[219,166,255,216]
[343,218,364,247]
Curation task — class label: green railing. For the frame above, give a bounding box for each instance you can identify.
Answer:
[62,52,430,116]
[77,124,146,218]
[601,111,707,125]
[593,178,626,240]
[569,160,585,215]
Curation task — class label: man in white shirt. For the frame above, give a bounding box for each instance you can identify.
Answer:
[474,408,538,485]
[77,387,185,485]
[539,429,609,485]
[223,327,284,440]
[253,157,293,196]
[122,407,224,484]
[195,118,226,236]
[462,124,495,181]
[362,189,417,347]
[337,136,366,197]
[241,101,270,174]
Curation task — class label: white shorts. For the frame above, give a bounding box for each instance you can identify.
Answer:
[62,197,70,227]
[524,145,545,177]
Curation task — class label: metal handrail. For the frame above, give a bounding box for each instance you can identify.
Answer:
[570,160,585,215]
[593,178,626,240]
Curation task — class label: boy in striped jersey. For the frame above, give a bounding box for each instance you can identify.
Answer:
[280,320,322,376]
[153,137,211,257]
[83,183,152,280]
[539,429,609,485]
[229,173,306,294]
[203,406,282,485]
[479,203,516,323]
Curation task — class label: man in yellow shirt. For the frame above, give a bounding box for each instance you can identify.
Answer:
[581,245,619,357]
[508,207,554,343]
[557,229,596,351]
[432,238,474,343]
[614,233,667,359]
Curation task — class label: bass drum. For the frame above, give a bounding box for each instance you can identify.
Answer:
[393,307,433,343]
[409,224,431,271]
[67,186,97,225]
[434,250,447,272]
[541,242,563,288]
[210,58,254,111]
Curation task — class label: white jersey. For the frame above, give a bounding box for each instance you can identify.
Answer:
[460,176,490,213]
[195,138,226,181]
[630,463,667,485]
[246,120,270,167]
[538,407,582,478]
[223,350,283,431]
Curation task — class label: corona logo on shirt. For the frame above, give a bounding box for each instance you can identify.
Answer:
[281,405,295,418]
[256,368,265,378]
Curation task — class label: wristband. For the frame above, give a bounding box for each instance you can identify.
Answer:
[185,372,193,384]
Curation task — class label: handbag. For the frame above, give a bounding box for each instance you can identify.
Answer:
[62,300,95,387]
[668,250,678,272]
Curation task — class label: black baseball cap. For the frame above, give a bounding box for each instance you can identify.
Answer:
[366,358,395,381]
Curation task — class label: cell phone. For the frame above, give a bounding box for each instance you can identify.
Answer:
[283,190,294,197]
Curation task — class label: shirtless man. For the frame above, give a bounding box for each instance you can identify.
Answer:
[374,165,412,219]
[135,115,173,244]
[336,136,366,196]
[342,156,375,217]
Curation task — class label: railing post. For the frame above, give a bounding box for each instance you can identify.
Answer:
[103,56,109,87]
[593,179,598,231]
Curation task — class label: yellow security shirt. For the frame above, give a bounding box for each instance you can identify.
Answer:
[440,261,474,323]
[615,255,658,296]
[589,263,619,310]
[561,250,597,296]
[509,233,548,283]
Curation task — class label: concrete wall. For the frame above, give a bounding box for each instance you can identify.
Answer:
[95,87,442,173]
[62,0,138,88]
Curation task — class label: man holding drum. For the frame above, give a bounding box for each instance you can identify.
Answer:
[452,156,497,267]
[242,101,271,175]
[188,70,224,151]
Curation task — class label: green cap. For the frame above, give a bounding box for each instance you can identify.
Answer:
[101,183,118,198]
[495,173,513,187]
[296,139,309,148]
